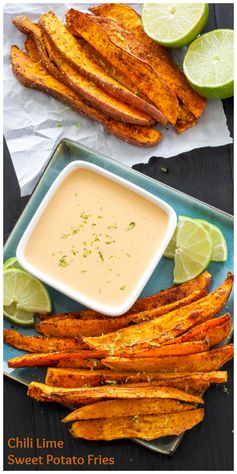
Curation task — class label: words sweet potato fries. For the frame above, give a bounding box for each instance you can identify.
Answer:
[5,271,233,441]
[10,4,206,147]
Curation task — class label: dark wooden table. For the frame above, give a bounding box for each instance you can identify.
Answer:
[4,4,233,470]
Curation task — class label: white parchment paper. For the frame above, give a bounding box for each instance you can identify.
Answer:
[4,3,232,196]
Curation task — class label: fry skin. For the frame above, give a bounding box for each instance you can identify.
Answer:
[103,345,233,372]
[36,289,206,338]
[39,271,211,320]
[11,46,162,148]
[45,367,227,389]
[69,409,204,440]
[66,9,179,125]
[28,382,204,404]
[84,273,233,351]
[63,398,195,422]
[3,329,87,353]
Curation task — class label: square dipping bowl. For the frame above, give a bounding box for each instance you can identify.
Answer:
[16,161,177,316]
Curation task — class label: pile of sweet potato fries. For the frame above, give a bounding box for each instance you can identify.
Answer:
[5,271,233,441]
[10,4,206,147]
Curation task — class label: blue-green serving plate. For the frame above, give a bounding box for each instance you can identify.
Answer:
[4,139,233,455]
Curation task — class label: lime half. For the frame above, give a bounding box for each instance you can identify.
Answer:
[142,3,208,48]
[196,219,228,262]
[4,268,51,314]
[4,303,35,328]
[164,228,177,258]
[3,257,22,271]
[173,217,213,284]
[183,29,234,99]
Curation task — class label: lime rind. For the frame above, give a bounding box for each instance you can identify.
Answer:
[183,29,234,99]
[4,302,35,328]
[3,257,22,271]
[142,3,209,48]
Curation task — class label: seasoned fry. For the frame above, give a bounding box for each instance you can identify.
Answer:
[66,9,178,125]
[13,16,155,126]
[115,340,209,358]
[39,271,212,320]
[11,46,162,147]
[89,3,207,120]
[45,367,227,388]
[38,11,167,124]
[25,37,41,62]
[7,350,104,368]
[103,345,233,372]
[63,398,195,422]
[70,409,204,440]
[163,314,232,348]
[36,289,206,337]
[28,382,204,404]
[3,329,87,353]
[84,273,233,351]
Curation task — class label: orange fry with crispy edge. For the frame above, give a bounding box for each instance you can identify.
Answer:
[163,313,232,348]
[28,381,204,404]
[114,340,209,358]
[7,350,105,368]
[39,271,211,320]
[63,398,195,422]
[66,9,179,125]
[84,273,233,351]
[36,289,206,337]
[103,344,233,373]
[69,409,204,440]
[45,367,227,388]
[3,329,86,353]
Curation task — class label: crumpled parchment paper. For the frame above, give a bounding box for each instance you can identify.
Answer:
[3,3,232,196]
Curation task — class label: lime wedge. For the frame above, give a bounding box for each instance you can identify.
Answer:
[164,228,177,258]
[173,217,213,284]
[196,219,228,262]
[3,268,52,314]
[4,303,35,328]
[3,256,22,271]
[142,3,209,48]
[183,29,234,99]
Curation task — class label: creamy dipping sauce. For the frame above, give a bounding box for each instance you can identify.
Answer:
[24,168,169,307]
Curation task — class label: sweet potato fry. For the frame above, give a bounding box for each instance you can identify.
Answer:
[45,367,227,389]
[36,289,206,337]
[11,46,161,148]
[69,409,204,440]
[3,329,87,353]
[39,271,211,320]
[25,37,41,62]
[163,313,232,348]
[63,398,195,422]
[115,340,209,358]
[66,9,178,125]
[56,359,104,369]
[84,273,233,351]
[38,11,167,124]
[89,3,207,119]
[13,16,155,126]
[28,382,203,404]
[103,345,233,372]
[7,350,104,368]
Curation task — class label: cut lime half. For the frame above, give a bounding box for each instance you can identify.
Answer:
[4,303,35,328]
[142,3,209,48]
[3,268,52,314]
[3,256,22,271]
[196,219,228,262]
[173,217,213,284]
[183,29,234,99]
